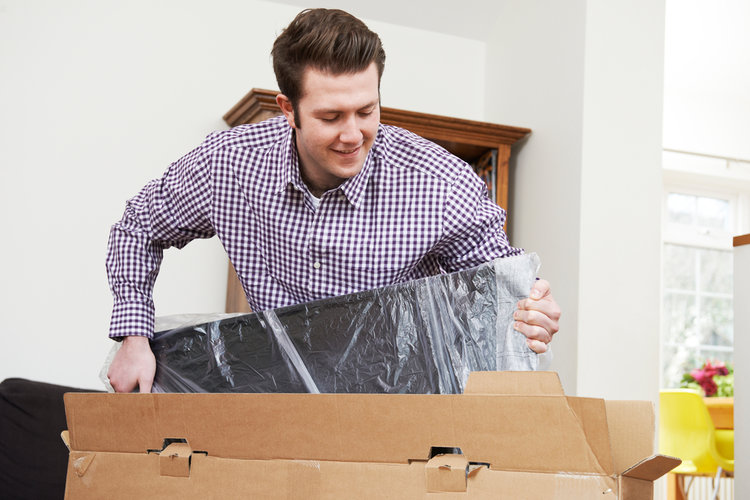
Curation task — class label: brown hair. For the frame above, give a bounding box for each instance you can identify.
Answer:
[272,8,386,115]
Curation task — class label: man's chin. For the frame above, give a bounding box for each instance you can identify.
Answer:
[331,155,366,174]
[333,167,363,182]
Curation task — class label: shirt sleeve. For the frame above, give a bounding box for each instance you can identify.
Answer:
[106,144,215,339]
[434,164,523,272]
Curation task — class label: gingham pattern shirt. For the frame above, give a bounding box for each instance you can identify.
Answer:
[107,116,522,339]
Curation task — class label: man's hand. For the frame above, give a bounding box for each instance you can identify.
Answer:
[107,335,156,393]
[514,279,561,354]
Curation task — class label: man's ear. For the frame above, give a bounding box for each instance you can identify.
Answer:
[276,94,296,129]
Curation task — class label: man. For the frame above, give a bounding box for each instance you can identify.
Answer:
[107,8,560,393]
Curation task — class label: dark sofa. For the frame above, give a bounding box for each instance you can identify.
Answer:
[0,378,100,500]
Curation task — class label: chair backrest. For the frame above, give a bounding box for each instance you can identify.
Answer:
[659,389,715,462]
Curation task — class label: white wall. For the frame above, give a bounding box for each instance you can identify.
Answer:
[577,2,665,400]
[484,0,587,395]
[0,0,486,389]
[486,0,666,401]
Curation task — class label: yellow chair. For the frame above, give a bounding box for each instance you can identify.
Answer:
[659,389,734,500]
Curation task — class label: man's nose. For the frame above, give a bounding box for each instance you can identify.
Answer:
[339,115,363,144]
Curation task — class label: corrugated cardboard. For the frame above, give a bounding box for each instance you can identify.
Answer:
[62,372,679,499]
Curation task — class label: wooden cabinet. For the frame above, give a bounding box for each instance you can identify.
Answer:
[222,88,531,313]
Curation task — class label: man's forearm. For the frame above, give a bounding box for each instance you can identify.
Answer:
[106,220,164,340]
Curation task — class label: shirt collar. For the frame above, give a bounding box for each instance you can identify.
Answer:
[272,124,299,195]
[337,128,382,209]
[274,123,385,209]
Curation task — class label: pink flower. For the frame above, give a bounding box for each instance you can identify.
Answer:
[683,360,732,397]
[690,367,712,383]
[689,361,728,397]
[701,378,718,397]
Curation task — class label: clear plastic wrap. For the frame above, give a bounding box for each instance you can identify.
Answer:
[144,253,541,394]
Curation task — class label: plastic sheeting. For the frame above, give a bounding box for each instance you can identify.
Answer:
[146,253,541,394]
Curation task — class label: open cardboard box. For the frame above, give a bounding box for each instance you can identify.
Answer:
[62,372,679,499]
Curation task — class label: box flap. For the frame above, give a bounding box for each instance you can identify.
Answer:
[464,371,564,395]
[425,454,468,492]
[622,455,682,481]
[63,375,616,476]
[566,397,614,475]
[618,475,655,499]
[60,430,70,451]
[604,400,655,473]
[159,442,192,478]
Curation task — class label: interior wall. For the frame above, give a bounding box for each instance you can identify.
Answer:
[0,0,486,389]
[484,0,587,395]
[486,0,666,401]
[576,1,665,400]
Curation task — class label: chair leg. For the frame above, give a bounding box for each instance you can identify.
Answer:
[683,475,694,498]
[710,467,723,500]
[667,473,687,500]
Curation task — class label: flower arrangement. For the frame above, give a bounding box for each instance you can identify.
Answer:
[680,360,733,397]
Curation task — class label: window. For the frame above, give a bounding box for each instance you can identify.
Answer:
[661,192,734,386]
[660,149,750,387]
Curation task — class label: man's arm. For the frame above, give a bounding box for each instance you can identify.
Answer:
[436,165,560,354]
[106,144,216,392]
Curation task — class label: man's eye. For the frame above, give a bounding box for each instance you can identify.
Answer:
[319,116,337,122]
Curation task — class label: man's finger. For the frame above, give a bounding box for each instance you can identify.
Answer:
[526,338,548,354]
[138,375,153,394]
[514,308,552,329]
[530,279,551,300]
[514,320,552,344]
[110,377,136,394]
[138,360,155,394]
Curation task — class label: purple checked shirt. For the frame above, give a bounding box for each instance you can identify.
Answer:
[106,116,522,339]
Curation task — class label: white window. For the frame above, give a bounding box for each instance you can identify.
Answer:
[660,150,750,387]
[661,192,734,386]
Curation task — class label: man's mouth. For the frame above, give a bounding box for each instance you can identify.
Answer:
[333,146,361,155]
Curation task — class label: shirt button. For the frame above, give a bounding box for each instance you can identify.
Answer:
[313,262,321,269]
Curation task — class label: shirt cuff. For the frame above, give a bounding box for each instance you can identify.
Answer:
[108,300,155,340]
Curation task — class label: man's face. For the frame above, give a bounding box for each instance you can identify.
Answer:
[277,63,380,196]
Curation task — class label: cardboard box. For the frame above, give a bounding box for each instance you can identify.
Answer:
[62,372,679,499]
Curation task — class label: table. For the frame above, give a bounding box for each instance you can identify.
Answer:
[705,397,734,430]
